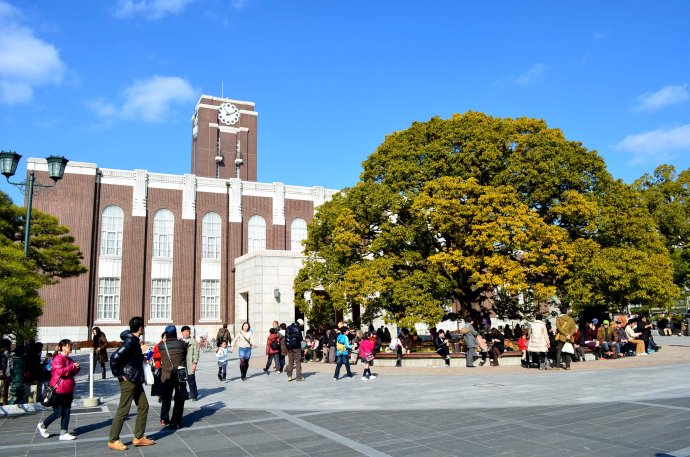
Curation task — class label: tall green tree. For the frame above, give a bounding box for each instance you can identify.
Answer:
[296,113,677,326]
[0,192,87,341]
[634,165,690,290]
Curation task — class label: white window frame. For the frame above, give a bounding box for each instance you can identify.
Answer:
[202,212,221,259]
[248,215,266,252]
[150,278,172,321]
[97,277,120,321]
[100,205,124,256]
[200,279,221,321]
[152,209,174,258]
[290,218,308,252]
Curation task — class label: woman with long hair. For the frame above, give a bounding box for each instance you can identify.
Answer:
[92,327,108,379]
[37,339,80,441]
[231,322,256,381]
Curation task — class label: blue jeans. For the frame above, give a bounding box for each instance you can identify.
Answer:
[602,341,620,355]
[238,347,252,360]
[43,392,73,432]
[334,354,352,379]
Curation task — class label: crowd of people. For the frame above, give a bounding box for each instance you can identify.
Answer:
[0,309,677,450]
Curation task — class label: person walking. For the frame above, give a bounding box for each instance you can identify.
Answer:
[92,327,108,379]
[528,315,550,369]
[464,321,479,368]
[263,328,281,374]
[284,321,304,382]
[358,332,376,380]
[555,309,577,370]
[36,339,80,441]
[216,324,231,347]
[159,325,187,429]
[230,322,256,381]
[278,323,288,371]
[180,326,199,401]
[333,326,354,380]
[107,316,155,451]
[216,340,230,381]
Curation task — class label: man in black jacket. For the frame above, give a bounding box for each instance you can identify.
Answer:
[284,321,304,382]
[159,325,187,428]
[107,317,155,451]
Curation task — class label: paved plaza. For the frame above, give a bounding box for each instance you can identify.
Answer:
[1,336,690,457]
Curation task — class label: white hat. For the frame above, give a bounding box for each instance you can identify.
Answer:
[297,319,304,325]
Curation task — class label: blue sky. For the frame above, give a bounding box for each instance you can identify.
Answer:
[1,1,690,204]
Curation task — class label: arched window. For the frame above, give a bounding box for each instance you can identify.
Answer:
[202,212,221,259]
[100,205,124,256]
[247,215,266,252]
[290,218,307,252]
[152,209,174,258]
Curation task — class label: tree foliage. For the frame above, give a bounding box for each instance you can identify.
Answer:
[295,112,678,327]
[0,192,87,341]
[634,165,690,290]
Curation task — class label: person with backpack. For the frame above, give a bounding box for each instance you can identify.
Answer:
[36,339,80,441]
[333,326,354,380]
[216,324,231,347]
[284,321,304,382]
[108,316,155,451]
[263,328,281,374]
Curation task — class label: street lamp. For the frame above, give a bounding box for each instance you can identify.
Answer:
[0,150,68,404]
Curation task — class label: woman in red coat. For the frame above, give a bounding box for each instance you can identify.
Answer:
[37,339,80,441]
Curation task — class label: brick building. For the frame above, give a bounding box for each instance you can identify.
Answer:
[29,95,337,344]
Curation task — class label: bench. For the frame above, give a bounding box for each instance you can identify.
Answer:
[371,350,525,367]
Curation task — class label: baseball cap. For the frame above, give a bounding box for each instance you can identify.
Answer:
[603,320,610,325]
[164,325,177,337]
[297,319,304,326]
[592,318,599,325]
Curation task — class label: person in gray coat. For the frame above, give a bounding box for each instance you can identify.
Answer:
[464,320,478,368]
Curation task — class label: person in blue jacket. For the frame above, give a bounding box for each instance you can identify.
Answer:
[333,326,354,380]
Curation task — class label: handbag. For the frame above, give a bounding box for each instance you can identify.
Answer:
[365,353,375,362]
[41,378,62,407]
[562,342,575,354]
[164,342,188,384]
[143,361,154,385]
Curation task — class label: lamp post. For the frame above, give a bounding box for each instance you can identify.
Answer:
[0,150,69,404]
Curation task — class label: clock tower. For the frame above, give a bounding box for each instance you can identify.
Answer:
[191,95,258,181]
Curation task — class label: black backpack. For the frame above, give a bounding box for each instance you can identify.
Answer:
[269,336,281,351]
[285,325,302,350]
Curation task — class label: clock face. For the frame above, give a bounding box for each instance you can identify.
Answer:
[218,103,240,125]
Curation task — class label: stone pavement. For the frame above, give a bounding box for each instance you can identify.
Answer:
[1,336,689,456]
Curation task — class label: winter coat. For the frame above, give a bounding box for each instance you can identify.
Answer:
[285,323,303,350]
[158,339,187,383]
[358,339,374,359]
[216,328,232,345]
[265,334,281,356]
[463,327,478,349]
[336,333,352,356]
[597,327,616,343]
[93,332,108,364]
[50,353,80,395]
[183,337,200,374]
[110,330,145,384]
[527,321,549,353]
[556,314,577,343]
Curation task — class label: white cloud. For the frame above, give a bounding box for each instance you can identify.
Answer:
[0,1,66,105]
[633,84,689,112]
[615,124,690,164]
[514,64,546,86]
[114,0,196,20]
[89,76,196,124]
